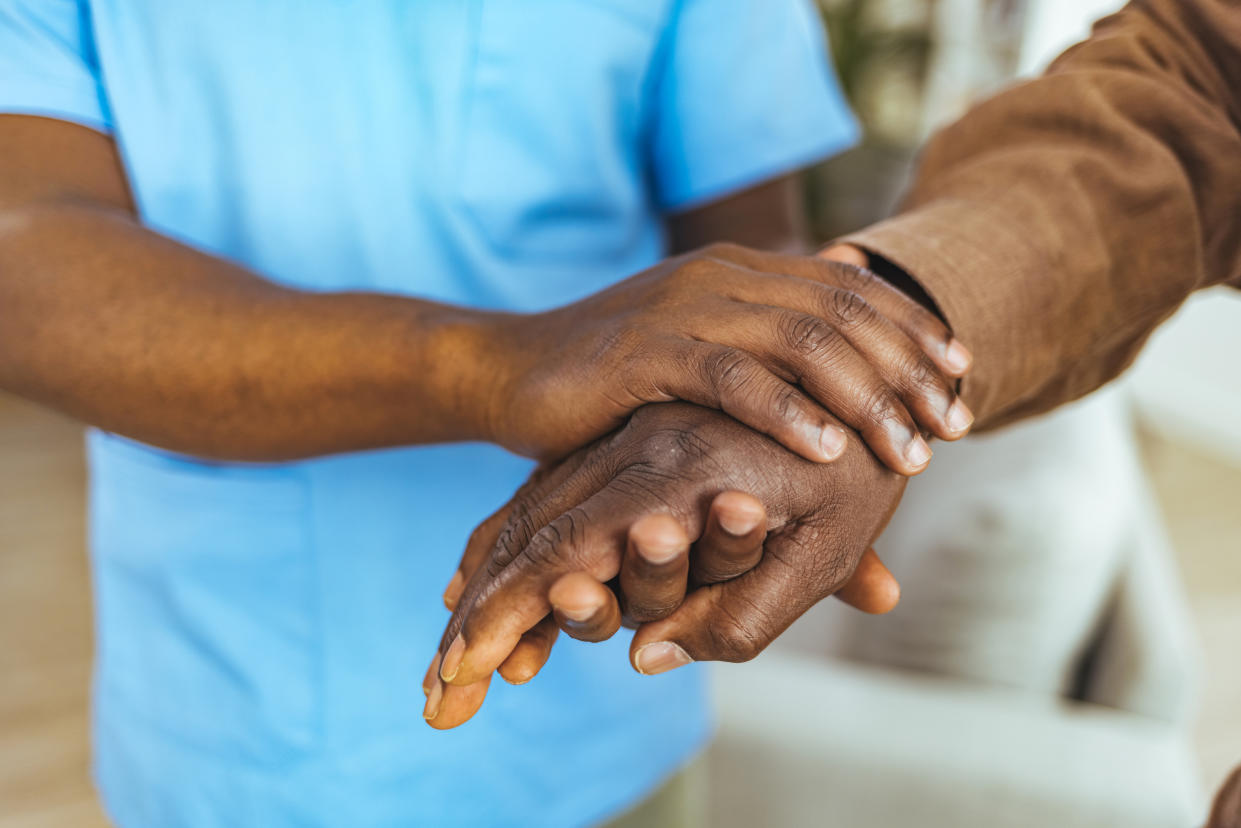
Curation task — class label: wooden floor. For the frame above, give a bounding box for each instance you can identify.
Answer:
[0,393,1238,827]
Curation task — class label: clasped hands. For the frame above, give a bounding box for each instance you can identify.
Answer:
[424,243,973,728]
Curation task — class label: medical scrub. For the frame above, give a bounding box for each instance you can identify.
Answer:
[0,1,857,825]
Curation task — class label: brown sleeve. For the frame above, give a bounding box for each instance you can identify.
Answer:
[841,0,1241,430]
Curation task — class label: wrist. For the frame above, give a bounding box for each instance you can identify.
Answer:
[391,303,524,448]
[462,310,547,452]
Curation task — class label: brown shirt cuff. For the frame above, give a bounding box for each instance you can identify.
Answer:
[841,202,1096,431]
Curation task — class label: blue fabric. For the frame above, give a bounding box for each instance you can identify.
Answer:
[0,1,858,825]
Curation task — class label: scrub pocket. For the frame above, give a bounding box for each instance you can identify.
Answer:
[457,0,667,262]
[88,435,319,765]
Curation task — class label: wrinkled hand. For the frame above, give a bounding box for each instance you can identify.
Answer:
[424,402,907,728]
[492,243,972,474]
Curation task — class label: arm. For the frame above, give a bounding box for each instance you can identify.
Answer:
[425,402,905,727]
[841,0,1241,429]
[0,116,507,461]
[0,115,969,470]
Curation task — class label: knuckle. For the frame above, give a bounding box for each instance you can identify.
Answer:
[701,241,744,260]
[905,354,949,398]
[827,289,874,327]
[625,596,682,624]
[862,387,906,426]
[705,348,760,396]
[783,313,840,360]
[772,385,806,423]
[832,261,878,293]
[495,509,538,563]
[519,523,568,571]
[709,614,765,663]
[677,256,722,285]
[695,558,748,584]
[524,505,595,574]
[630,427,710,475]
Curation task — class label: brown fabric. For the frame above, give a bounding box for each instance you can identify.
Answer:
[841,0,1241,430]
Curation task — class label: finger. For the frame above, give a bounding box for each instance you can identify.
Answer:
[691,490,767,585]
[618,514,691,623]
[429,452,611,703]
[445,501,514,610]
[423,672,492,730]
[791,286,972,442]
[832,548,900,614]
[818,249,973,378]
[717,311,934,475]
[712,272,972,447]
[443,474,704,687]
[706,243,970,378]
[444,457,592,610]
[497,614,560,686]
[661,342,849,465]
[630,522,863,674]
[549,571,623,642]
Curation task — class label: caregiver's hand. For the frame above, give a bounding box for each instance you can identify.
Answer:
[424,402,906,728]
[491,242,972,475]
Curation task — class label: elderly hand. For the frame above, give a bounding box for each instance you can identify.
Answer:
[493,243,972,475]
[423,402,906,728]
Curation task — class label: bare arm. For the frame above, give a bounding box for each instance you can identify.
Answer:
[0,115,506,461]
[0,116,967,470]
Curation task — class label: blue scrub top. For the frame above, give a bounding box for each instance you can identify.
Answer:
[0,2,857,825]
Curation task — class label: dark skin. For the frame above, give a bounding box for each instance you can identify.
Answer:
[426,402,907,727]
[0,113,945,732]
[0,115,971,474]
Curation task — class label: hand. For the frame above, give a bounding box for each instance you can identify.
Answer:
[424,402,907,728]
[490,242,973,475]
[439,489,898,677]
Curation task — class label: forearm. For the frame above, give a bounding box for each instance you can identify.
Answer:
[0,201,510,460]
[843,0,1241,429]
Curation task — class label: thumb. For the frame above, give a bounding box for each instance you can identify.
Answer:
[630,523,857,673]
[832,548,900,614]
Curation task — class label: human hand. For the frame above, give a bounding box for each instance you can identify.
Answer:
[439,487,898,661]
[424,402,906,728]
[490,243,972,475]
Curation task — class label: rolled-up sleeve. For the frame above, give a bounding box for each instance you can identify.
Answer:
[0,0,112,132]
[649,0,859,212]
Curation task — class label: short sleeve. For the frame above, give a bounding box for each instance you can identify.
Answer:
[0,0,112,132]
[649,0,859,211]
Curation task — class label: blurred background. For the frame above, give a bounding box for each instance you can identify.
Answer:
[2,1,1238,826]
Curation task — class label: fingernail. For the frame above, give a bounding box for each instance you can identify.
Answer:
[905,436,932,469]
[557,602,599,623]
[442,571,464,610]
[423,680,443,722]
[945,399,974,434]
[944,339,972,375]
[440,634,465,683]
[640,539,685,565]
[717,509,760,538]
[422,652,442,696]
[634,642,693,676]
[819,425,848,461]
